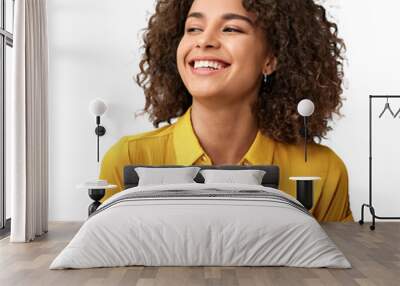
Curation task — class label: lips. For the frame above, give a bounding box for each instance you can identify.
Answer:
[189,65,230,76]
[187,57,231,76]
[188,57,231,68]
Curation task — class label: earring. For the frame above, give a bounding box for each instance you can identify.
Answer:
[263,73,268,85]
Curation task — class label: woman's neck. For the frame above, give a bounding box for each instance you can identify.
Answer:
[190,100,258,165]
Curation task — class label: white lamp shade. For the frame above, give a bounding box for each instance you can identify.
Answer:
[297,99,315,117]
[89,98,107,116]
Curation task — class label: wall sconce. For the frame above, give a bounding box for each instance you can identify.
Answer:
[297,99,315,162]
[290,99,320,211]
[89,99,107,162]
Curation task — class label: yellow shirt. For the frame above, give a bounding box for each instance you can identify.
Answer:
[99,106,353,222]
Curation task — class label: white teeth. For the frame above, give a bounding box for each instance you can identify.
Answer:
[193,60,224,70]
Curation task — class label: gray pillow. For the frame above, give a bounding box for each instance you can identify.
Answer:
[135,167,201,186]
[200,169,266,185]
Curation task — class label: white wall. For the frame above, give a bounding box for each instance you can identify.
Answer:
[48,0,400,221]
[48,0,155,220]
[324,0,400,222]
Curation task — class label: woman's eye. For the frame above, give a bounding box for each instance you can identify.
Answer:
[186,28,202,33]
[223,27,242,33]
[186,27,242,33]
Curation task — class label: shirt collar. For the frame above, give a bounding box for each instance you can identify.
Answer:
[173,106,275,165]
[173,106,205,165]
[240,129,275,165]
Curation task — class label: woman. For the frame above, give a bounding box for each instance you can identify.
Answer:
[99,0,353,222]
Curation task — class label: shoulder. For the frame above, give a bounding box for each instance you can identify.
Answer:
[110,123,174,150]
[122,123,174,149]
[102,123,175,165]
[274,140,347,175]
[315,144,347,170]
[309,143,348,178]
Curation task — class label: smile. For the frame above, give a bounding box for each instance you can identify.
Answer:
[189,60,231,76]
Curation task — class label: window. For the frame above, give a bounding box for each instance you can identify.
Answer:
[0,0,14,237]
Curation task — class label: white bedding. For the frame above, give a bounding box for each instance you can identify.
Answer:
[49,183,351,269]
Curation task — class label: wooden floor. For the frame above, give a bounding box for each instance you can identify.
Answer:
[0,222,399,286]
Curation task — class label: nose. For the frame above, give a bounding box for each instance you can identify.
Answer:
[195,28,221,49]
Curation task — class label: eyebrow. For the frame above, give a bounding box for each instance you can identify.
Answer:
[187,12,254,27]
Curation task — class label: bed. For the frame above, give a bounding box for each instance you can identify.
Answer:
[49,165,350,269]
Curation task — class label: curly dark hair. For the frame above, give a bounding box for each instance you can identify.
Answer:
[135,0,346,144]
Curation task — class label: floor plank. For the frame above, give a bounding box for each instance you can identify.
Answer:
[0,222,399,286]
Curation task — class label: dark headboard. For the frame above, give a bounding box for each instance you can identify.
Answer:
[123,165,280,189]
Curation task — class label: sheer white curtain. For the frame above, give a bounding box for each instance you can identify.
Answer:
[10,0,49,242]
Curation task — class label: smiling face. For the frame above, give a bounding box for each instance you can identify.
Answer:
[177,0,276,105]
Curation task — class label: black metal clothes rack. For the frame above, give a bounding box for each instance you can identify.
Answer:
[359,95,400,230]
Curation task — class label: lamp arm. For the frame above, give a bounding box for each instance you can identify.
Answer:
[94,116,106,163]
[304,116,308,162]
[97,128,100,163]
[97,116,100,162]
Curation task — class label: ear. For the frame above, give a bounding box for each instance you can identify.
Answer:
[263,56,277,75]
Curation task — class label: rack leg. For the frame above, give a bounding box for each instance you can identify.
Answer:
[359,204,376,230]
[369,206,376,231]
[359,203,367,225]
